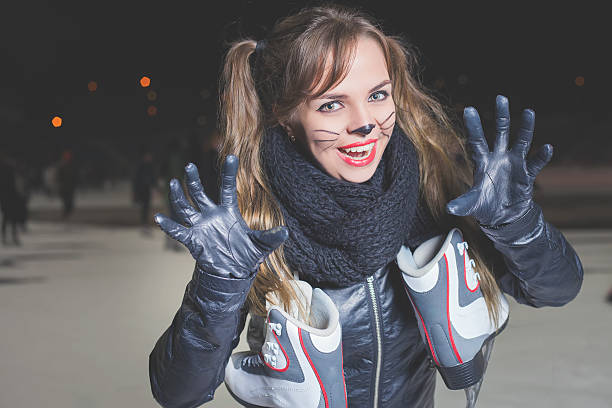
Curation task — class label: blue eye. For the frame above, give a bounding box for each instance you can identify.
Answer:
[317,101,343,112]
[368,90,388,102]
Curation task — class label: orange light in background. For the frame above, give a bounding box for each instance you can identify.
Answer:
[147,106,157,116]
[575,76,585,86]
[51,116,63,127]
[88,81,98,92]
[147,90,157,101]
[140,76,151,87]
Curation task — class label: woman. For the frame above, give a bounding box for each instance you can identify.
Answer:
[149,5,583,407]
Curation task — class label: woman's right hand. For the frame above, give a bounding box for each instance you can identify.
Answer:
[154,155,288,279]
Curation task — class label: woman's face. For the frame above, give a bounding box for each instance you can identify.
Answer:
[289,36,395,183]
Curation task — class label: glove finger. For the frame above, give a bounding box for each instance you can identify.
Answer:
[493,95,511,153]
[464,107,489,160]
[512,109,535,158]
[169,178,199,226]
[220,154,239,208]
[249,226,289,254]
[526,144,553,179]
[446,187,482,217]
[154,212,192,246]
[184,162,216,212]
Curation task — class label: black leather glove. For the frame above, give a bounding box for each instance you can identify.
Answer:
[446,95,553,227]
[154,155,288,279]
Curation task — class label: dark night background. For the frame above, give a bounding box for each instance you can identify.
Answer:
[1,1,610,188]
[1,5,612,407]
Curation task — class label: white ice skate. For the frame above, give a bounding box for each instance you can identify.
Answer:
[396,228,509,405]
[224,280,347,408]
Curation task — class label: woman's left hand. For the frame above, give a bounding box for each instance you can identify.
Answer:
[445,95,553,227]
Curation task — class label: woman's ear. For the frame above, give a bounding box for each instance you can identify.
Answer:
[280,122,297,143]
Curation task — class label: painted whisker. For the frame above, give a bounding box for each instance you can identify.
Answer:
[381,121,395,131]
[379,111,395,127]
[321,143,339,152]
[314,129,340,135]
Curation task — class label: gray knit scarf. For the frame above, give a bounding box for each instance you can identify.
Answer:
[262,125,439,287]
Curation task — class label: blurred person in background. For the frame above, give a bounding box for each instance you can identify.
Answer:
[42,160,58,197]
[0,152,21,246]
[57,149,78,221]
[14,160,32,233]
[132,146,158,236]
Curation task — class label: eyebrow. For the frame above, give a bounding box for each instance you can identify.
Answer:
[318,79,392,100]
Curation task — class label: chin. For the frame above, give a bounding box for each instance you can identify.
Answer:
[338,161,380,183]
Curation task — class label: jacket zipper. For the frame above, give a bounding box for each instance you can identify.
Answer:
[366,275,382,408]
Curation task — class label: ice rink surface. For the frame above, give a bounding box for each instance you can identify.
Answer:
[1,221,611,408]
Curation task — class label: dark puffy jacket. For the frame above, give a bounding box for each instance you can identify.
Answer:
[149,203,583,407]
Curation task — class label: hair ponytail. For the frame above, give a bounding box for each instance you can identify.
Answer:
[218,40,308,319]
[219,40,262,189]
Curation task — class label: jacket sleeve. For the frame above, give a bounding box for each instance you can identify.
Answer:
[149,264,252,408]
[479,203,584,308]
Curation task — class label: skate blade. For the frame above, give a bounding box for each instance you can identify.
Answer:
[464,337,495,408]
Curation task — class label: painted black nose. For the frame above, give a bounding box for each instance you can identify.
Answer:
[349,123,375,135]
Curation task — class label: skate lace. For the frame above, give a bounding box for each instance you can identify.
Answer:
[457,241,480,281]
[241,353,265,368]
[261,341,280,368]
[268,322,282,336]
[257,320,283,369]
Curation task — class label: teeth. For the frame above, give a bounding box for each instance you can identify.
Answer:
[341,143,374,154]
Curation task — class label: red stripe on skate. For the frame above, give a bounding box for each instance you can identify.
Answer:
[341,343,347,408]
[445,253,463,364]
[403,280,440,366]
[299,327,329,408]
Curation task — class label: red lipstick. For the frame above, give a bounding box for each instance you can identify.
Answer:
[338,139,377,149]
[336,139,377,167]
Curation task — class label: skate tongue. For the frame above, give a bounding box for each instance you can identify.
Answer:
[396,246,419,275]
[412,234,445,268]
[397,231,448,278]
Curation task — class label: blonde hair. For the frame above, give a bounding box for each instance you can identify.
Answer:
[218,5,503,324]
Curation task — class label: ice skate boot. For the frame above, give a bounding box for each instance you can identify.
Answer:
[224,280,347,408]
[396,227,509,391]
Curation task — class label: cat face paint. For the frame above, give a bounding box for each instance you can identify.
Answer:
[290,36,396,183]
